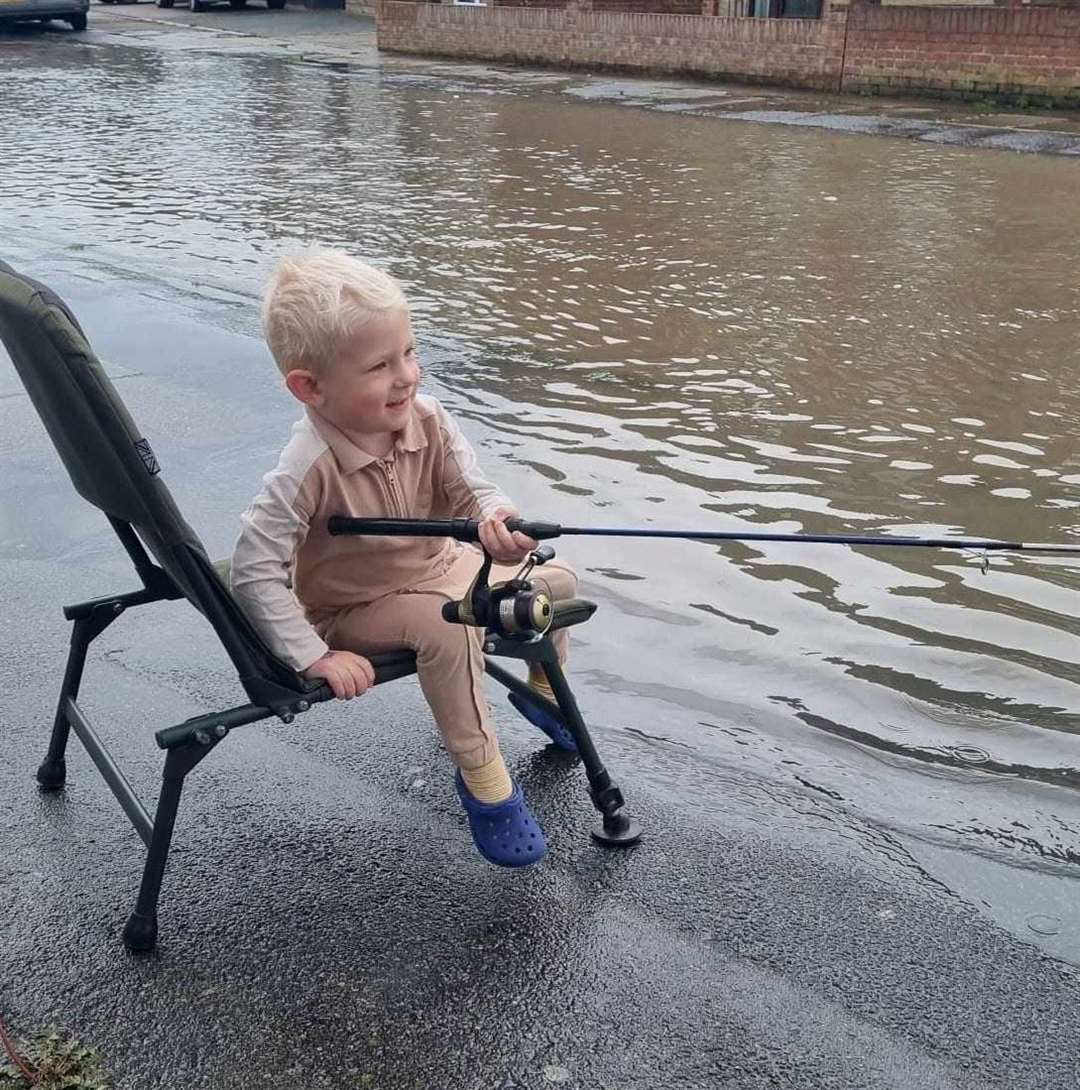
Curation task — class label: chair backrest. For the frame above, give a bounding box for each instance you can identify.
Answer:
[0,260,304,701]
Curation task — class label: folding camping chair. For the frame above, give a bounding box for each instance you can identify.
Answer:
[0,261,640,953]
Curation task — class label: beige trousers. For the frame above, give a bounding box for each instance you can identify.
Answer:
[318,547,578,770]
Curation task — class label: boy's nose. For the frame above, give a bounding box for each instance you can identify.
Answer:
[396,357,420,385]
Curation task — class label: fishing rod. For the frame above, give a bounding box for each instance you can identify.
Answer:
[327,516,1080,556]
[328,516,1078,642]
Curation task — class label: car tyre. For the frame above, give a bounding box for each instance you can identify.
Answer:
[267,0,285,9]
[229,0,245,7]
[190,0,205,10]
[69,11,87,27]
[157,0,175,6]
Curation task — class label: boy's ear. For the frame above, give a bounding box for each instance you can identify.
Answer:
[284,368,322,406]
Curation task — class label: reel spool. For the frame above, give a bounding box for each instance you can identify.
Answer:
[442,546,555,640]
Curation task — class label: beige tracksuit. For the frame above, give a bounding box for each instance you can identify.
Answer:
[230,396,576,769]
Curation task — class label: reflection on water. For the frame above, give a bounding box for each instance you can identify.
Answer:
[3,33,1080,946]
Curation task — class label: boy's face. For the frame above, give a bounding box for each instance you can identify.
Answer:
[309,308,420,439]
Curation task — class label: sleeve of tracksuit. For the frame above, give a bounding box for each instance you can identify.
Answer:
[434,399,515,520]
[230,448,330,673]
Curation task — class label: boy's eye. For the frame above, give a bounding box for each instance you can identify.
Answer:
[370,361,388,371]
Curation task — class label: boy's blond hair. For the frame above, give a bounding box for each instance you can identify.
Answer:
[262,251,408,376]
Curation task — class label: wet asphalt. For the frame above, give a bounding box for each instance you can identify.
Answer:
[3,13,1080,1090]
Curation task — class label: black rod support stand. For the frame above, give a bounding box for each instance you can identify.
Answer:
[484,640,641,848]
[540,658,642,847]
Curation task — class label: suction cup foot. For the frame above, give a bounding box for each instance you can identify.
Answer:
[591,812,642,848]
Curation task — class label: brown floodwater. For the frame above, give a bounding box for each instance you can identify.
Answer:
[2,30,1079,956]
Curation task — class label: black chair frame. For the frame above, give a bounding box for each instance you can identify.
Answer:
[0,260,639,954]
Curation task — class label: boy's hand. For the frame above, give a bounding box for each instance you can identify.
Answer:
[478,506,538,565]
[303,650,375,700]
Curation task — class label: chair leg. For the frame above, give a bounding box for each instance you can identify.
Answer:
[37,618,96,791]
[123,747,192,954]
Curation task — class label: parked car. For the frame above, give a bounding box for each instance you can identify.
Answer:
[155,0,286,10]
[0,0,88,30]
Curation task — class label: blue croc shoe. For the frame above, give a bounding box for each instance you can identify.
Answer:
[455,772,548,868]
[508,690,579,752]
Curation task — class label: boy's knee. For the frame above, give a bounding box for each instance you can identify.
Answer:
[536,560,578,600]
[414,612,483,663]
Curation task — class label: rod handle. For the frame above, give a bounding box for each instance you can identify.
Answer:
[328,517,481,541]
[508,518,562,541]
[326,516,563,542]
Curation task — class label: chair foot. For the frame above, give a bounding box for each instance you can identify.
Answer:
[123,911,158,954]
[591,811,642,848]
[36,758,66,792]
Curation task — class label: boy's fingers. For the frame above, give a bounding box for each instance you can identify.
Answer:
[481,521,512,558]
[352,659,374,692]
[478,516,534,563]
[335,667,357,700]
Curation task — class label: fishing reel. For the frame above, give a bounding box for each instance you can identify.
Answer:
[442,545,556,640]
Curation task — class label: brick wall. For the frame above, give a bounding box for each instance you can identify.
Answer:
[493,0,569,9]
[843,5,1080,104]
[376,1,1080,104]
[377,1,849,90]
[588,0,704,15]
[488,0,748,14]
[492,0,699,11]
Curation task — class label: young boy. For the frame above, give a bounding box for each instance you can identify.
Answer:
[231,251,578,868]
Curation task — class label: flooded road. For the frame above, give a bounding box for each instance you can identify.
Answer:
[3,12,1080,979]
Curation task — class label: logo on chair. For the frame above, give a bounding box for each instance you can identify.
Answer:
[134,438,160,476]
